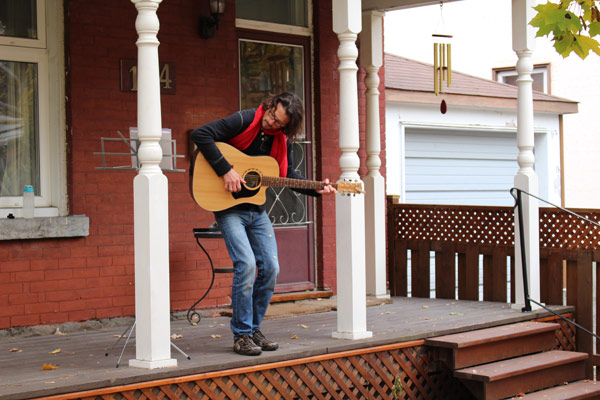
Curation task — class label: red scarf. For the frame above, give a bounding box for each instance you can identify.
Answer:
[228,105,288,177]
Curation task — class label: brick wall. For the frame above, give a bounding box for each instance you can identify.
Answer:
[0,0,386,330]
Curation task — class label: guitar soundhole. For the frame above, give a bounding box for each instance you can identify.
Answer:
[244,170,262,189]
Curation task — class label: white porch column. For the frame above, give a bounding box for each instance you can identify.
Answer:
[359,11,388,299]
[511,0,541,311]
[129,0,176,369]
[332,0,372,340]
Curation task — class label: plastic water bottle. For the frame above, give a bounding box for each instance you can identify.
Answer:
[22,185,34,218]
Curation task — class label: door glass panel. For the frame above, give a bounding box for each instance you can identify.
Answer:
[0,60,39,196]
[239,39,308,226]
[0,1,37,39]
[235,0,307,27]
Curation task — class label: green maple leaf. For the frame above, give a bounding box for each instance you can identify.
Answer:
[590,22,600,37]
[576,34,600,58]
[554,31,575,57]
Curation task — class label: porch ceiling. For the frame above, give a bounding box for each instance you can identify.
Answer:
[362,0,462,12]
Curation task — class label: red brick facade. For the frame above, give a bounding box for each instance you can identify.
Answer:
[0,0,386,330]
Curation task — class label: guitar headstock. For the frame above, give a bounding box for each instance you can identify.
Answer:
[337,180,364,195]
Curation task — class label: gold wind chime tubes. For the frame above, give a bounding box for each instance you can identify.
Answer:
[433,2,452,97]
[433,34,452,96]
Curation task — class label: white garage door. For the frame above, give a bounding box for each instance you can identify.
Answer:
[405,128,519,206]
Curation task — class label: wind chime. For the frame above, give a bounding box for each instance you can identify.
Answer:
[433,2,452,113]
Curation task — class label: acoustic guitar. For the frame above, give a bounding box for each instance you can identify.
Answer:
[191,142,364,212]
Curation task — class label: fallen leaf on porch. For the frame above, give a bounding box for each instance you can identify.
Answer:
[42,363,59,370]
[170,334,183,339]
[112,334,124,338]
[211,312,221,317]
[291,335,299,339]
[449,312,463,316]
[300,324,310,329]
[423,317,430,320]
[53,328,67,336]
[9,348,22,353]
[191,322,198,326]
[44,381,56,384]
[210,334,222,339]
[49,349,61,354]
[421,305,429,309]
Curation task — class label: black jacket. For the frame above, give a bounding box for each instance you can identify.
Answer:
[190,108,319,211]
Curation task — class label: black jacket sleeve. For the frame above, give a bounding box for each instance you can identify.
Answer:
[190,109,255,177]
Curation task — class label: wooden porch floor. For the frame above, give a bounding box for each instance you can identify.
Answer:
[0,297,573,400]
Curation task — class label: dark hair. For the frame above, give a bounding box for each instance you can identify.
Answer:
[262,92,304,141]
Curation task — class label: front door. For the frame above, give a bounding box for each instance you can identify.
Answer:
[238,34,315,292]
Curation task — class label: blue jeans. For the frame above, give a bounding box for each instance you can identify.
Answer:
[214,208,280,339]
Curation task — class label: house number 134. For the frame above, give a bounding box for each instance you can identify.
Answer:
[120,59,176,95]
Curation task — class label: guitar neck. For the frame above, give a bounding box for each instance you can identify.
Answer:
[262,176,334,191]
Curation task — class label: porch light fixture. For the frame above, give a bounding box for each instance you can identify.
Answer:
[199,0,226,39]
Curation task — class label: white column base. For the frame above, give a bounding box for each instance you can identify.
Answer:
[374,293,391,300]
[334,192,371,340]
[129,358,177,369]
[332,330,373,340]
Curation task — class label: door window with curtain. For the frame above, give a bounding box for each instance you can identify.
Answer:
[239,39,309,226]
[0,0,64,218]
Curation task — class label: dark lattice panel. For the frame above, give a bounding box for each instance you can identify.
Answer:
[532,314,576,351]
[393,205,514,246]
[390,204,600,251]
[67,344,474,400]
[539,209,600,250]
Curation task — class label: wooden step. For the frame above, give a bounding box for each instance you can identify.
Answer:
[425,321,559,369]
[455,350,588,400]
[515,380,600,399]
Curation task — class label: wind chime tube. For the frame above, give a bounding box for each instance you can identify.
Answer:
[433,42,439,95]
[441,44,446,81]
[447,43,452,87]
[439,44,443,92]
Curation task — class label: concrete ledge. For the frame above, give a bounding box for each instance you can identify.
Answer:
[0,215,89,240]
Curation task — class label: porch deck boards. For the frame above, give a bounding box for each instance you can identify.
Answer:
[0,297,572,400]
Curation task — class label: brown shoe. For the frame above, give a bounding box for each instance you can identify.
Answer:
[252,329,279,351]
[233,334,261,356]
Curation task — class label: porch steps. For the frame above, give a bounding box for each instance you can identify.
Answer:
[514,379,600,399]
[425,321,593,400]
[425,321,558,370]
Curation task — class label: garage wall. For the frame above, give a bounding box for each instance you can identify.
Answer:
[385,102,562,207]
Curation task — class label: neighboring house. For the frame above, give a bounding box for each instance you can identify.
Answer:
[384,0,600,208]
[385,54,578,207]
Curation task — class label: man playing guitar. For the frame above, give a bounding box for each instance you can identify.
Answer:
[190,92,335,356]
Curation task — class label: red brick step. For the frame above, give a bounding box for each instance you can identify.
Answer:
[454,350,588,400]
[425,321,559,369]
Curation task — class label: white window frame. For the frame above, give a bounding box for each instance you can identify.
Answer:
[235,0,312,36]
[0,0,46,48]
[495,66,549,94]
[0,0,66,218]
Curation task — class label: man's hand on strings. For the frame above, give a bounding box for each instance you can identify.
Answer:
[223,168,245,192]
[317,178,336,195]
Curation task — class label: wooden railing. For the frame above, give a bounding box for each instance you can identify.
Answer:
[386,197,600,374]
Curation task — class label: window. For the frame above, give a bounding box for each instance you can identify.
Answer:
[0,0,65,217]
[235,0,311,36]
[236,0,307,27]
[493,64,550,94]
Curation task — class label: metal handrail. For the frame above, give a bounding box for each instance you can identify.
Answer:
[510,187,600,342]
